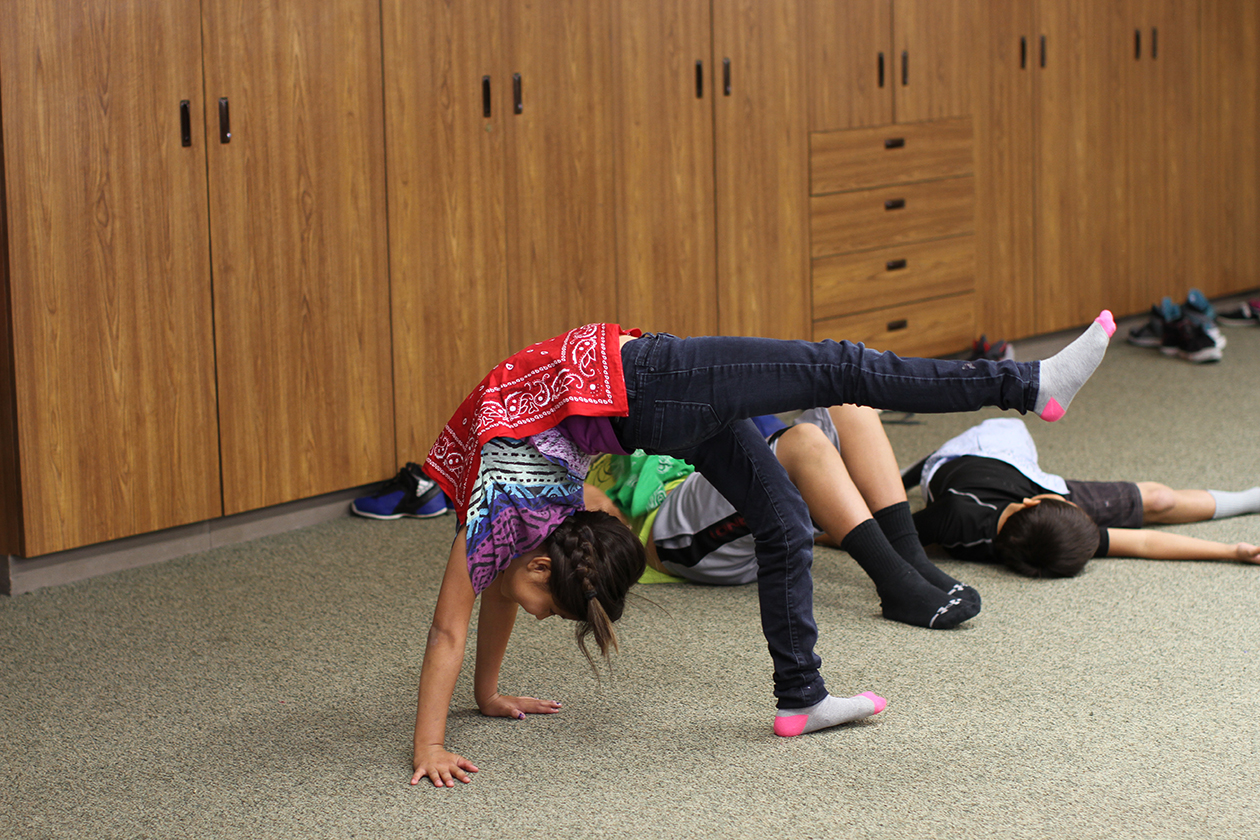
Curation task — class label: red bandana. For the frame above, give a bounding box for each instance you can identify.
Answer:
[424,323,636,518]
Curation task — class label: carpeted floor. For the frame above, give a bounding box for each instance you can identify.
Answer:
[2,313,1258,839]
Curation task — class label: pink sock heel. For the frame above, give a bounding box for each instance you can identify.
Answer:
[773,714,809,738]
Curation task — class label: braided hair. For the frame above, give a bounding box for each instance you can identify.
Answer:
[542,510,646,667]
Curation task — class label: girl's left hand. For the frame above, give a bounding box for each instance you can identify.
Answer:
[478,692,563,720]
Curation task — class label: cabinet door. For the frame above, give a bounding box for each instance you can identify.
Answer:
[505,0,619,349]
[971,0,1037,340]
[381,0,511,459]
[806,0,893,131]
[202,0,394,514]
[894,0,974,123]
[0,0,221,555]
[611,0,718,337]
[1035,0,1130,333]
[1199,0,1258,297]
[714,0,810,339]
[1128,0,1201,310]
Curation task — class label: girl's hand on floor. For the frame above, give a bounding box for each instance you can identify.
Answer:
[1234,543,1260,564]
[478,692,563,720]
[411,745,478,787]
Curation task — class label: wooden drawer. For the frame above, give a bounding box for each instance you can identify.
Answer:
[811,176,974,258]
[812,292,975,358]
[813,236,974,321]
[810,117,973,195]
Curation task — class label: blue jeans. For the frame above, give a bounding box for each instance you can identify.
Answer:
[611,334,1040,708]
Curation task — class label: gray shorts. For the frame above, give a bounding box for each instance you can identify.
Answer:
[651,408,837,585]
[1064,479,1144,529]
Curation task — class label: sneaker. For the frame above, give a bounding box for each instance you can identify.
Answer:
[351,463,451,519]
[1128,297,1181,348]
[1218,298,1260,327]
[1183,288,1226,349]
[968,335,1015,361]
[1159,317,1223,363]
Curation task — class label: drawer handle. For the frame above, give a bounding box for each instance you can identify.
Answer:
[877,52,885,88]
[885,259,908,271]
[887,319,909,332]
[483,76,492,117]
[696,60,704,98]
[513,73,523,114]
[884,198,906,211]
[723,58,731,96]
[884,137,905,149]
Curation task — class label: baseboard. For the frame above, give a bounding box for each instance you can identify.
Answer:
[3,484,374,596]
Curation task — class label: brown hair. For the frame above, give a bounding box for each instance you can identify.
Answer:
[994,498,1099,578]
[542,510,646,666]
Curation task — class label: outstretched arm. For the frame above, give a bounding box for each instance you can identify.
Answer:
[411,529,479,787]
[473,575,563,720]
[1106,527,1260,564]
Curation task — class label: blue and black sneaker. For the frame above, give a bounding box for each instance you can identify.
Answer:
[1183,288,1226,349]
[1128,297,1181,348]
[351,462,450,519]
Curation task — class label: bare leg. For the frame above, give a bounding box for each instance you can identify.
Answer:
[826,405,906,513]
[775,420,977,628]
[1139,483,1218,524]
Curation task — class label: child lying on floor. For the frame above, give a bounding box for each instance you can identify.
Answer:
[903,417,1260,577]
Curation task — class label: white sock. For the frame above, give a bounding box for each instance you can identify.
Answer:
[1034,311,1115,421]
[1209,488,1260,519]
[773,692,886,737]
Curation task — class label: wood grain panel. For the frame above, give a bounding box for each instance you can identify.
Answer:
[811,117,973,194]
[505,0,619,349]
[611,0,717,337]
[382,0,511,462]
[812,236,974,320]
[805,0,893,131]
[811,177,975,258]
[714,0,810,339]
[813,292,975,358]
[894,0,974,123]
[971,0,1038,341]
[0,0,220,555]
[202,0,394,514]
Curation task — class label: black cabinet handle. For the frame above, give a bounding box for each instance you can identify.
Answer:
[884,198,906,211]
[1040,35,1047,68]
[722,58,731,95]
[1020,36,1027,69]
[1135,29,1142,60]
[218,97,230,143]
[483,76,492,117]
[1151,28,1158,60]
[180,100,192,147]
[696,60,704,98]
[887,319,909,332]
[884,137,905,149]
[878,52,885,87]
[901,50,909,85]
[513,73,523,114]
[886,259,908,271]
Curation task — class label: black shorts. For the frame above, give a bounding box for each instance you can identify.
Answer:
[1064,479,1143,529]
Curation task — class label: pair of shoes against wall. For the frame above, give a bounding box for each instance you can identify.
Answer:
[1218,298,1260,327]
[1127,289,1224,364]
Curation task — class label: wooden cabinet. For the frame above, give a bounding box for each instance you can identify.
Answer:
[810,119,977,357]
[0,0,220,556]
[203,0,394,515]
[1199,0,1260,297]
[383,0,620,458]
[807,0,973,132]
[974,0,1206,339]
[0,0,394,554]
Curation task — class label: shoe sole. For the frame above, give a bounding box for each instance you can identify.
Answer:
[1159,346,1223,363]
[1218,316,1258,327]
[1127,335,1162,348]
[351,502,451,520]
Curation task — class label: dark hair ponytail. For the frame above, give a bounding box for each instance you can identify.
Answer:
[542,510,645,667]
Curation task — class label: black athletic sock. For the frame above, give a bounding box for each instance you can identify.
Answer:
[840,519,978,629]
[874,501,981,609]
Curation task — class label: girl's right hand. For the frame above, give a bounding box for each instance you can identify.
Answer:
[411,745,479,787]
